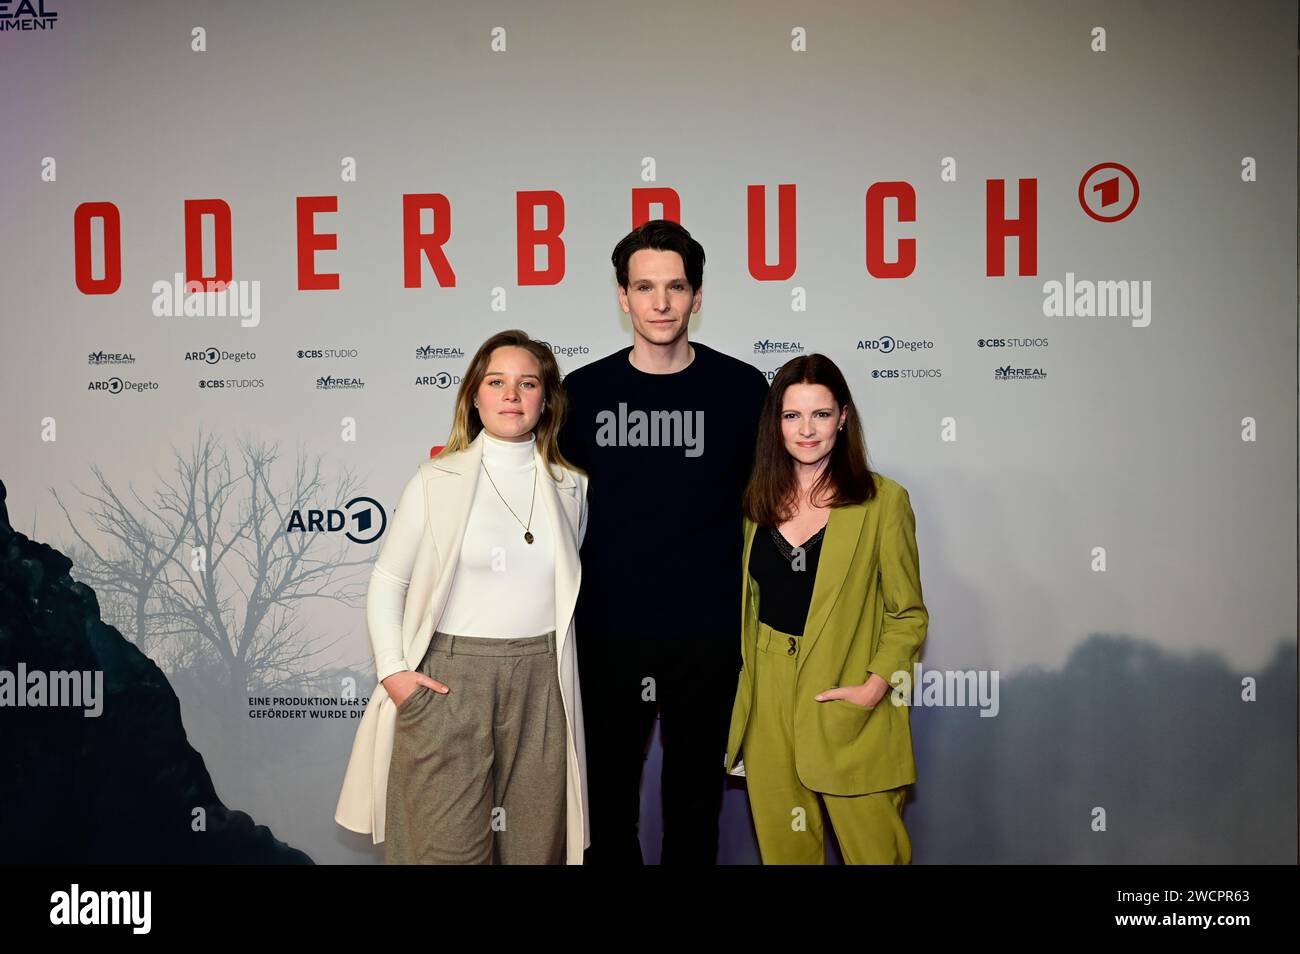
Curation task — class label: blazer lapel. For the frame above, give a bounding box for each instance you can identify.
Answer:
[797,503,867,674]
[742,517,759,616]
[741,517,760,667]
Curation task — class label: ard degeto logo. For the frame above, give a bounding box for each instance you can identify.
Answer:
[287,495,388,544]
[186,347,256,365]
[414,371,460,388]
[536,340,590,358]
[89,376,159,394]
[857,336,935,354]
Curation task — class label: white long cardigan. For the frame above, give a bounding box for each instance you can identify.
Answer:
[334,432,590,862]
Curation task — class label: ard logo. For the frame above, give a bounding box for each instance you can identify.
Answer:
[287,496,387,544]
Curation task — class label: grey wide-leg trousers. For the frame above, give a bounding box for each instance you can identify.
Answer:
[384,630,566,864]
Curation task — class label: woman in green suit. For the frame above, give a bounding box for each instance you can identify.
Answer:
[725,354,928,864]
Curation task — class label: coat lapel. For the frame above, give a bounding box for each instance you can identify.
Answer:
[797,503,867,674]
[424,433,483,571]
[534,445,581,657]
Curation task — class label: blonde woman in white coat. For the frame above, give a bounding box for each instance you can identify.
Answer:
[335,329,589,864]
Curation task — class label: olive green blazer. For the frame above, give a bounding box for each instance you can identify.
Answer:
[725,473,928,795]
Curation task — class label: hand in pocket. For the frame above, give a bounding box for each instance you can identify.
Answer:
[383,670,450,709]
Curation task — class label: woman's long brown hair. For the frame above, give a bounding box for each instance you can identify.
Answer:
[743,354,877,526]
[441,329,576,481]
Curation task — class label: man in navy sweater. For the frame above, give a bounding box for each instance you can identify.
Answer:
[558,220,769,864]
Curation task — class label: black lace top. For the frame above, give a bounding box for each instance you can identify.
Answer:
[747,524,827,637]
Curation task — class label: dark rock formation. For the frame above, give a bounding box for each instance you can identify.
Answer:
[0,478,312,863]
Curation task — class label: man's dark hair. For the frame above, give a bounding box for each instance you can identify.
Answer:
[611,219,706,292]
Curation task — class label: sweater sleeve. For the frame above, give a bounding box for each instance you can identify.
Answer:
[557,369,591,476]
[367,468,426,683]
[740,365,770,489]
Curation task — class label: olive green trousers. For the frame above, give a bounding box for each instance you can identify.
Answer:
[742,621,911,865]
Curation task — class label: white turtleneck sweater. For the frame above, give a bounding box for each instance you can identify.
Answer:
[368,431,557,681]
[436,430,555,638]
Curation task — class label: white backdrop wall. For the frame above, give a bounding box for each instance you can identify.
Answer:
[1,0,1294,863]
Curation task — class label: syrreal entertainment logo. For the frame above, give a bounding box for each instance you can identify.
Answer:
[753,339,803,355]
[994,366,1048,381]
[415,371,461,388]
[856,336,935,354]
[88,351,135,365]
[185,348,257,365]
[287,496,387,544]
[416,345,465,360]
[0,0,57,31]
[316,376,364,390]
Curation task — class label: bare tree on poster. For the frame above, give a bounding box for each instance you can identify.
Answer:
[51,429,372,694]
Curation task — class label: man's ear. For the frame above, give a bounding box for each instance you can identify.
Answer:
[691,285,703,313]
[617,284,631,314]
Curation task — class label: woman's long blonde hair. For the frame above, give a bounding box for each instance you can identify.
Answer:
[440,329,577,480]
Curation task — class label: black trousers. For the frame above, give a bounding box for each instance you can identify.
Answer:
[577,633,739,865]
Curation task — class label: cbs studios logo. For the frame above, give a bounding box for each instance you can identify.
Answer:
[979,338,1049,381]
[858,335,941,381]
[187,347,264,389]
[297,348,359,359]
[977,337,1049,349]
[298,348,360,390]
[287,496,387,545]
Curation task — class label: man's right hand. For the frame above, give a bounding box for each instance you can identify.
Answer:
[382,670,450,709]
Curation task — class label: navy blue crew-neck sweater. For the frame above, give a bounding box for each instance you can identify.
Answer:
[557,342,769,645]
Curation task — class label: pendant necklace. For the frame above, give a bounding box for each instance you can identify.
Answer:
[480,459,538,544]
